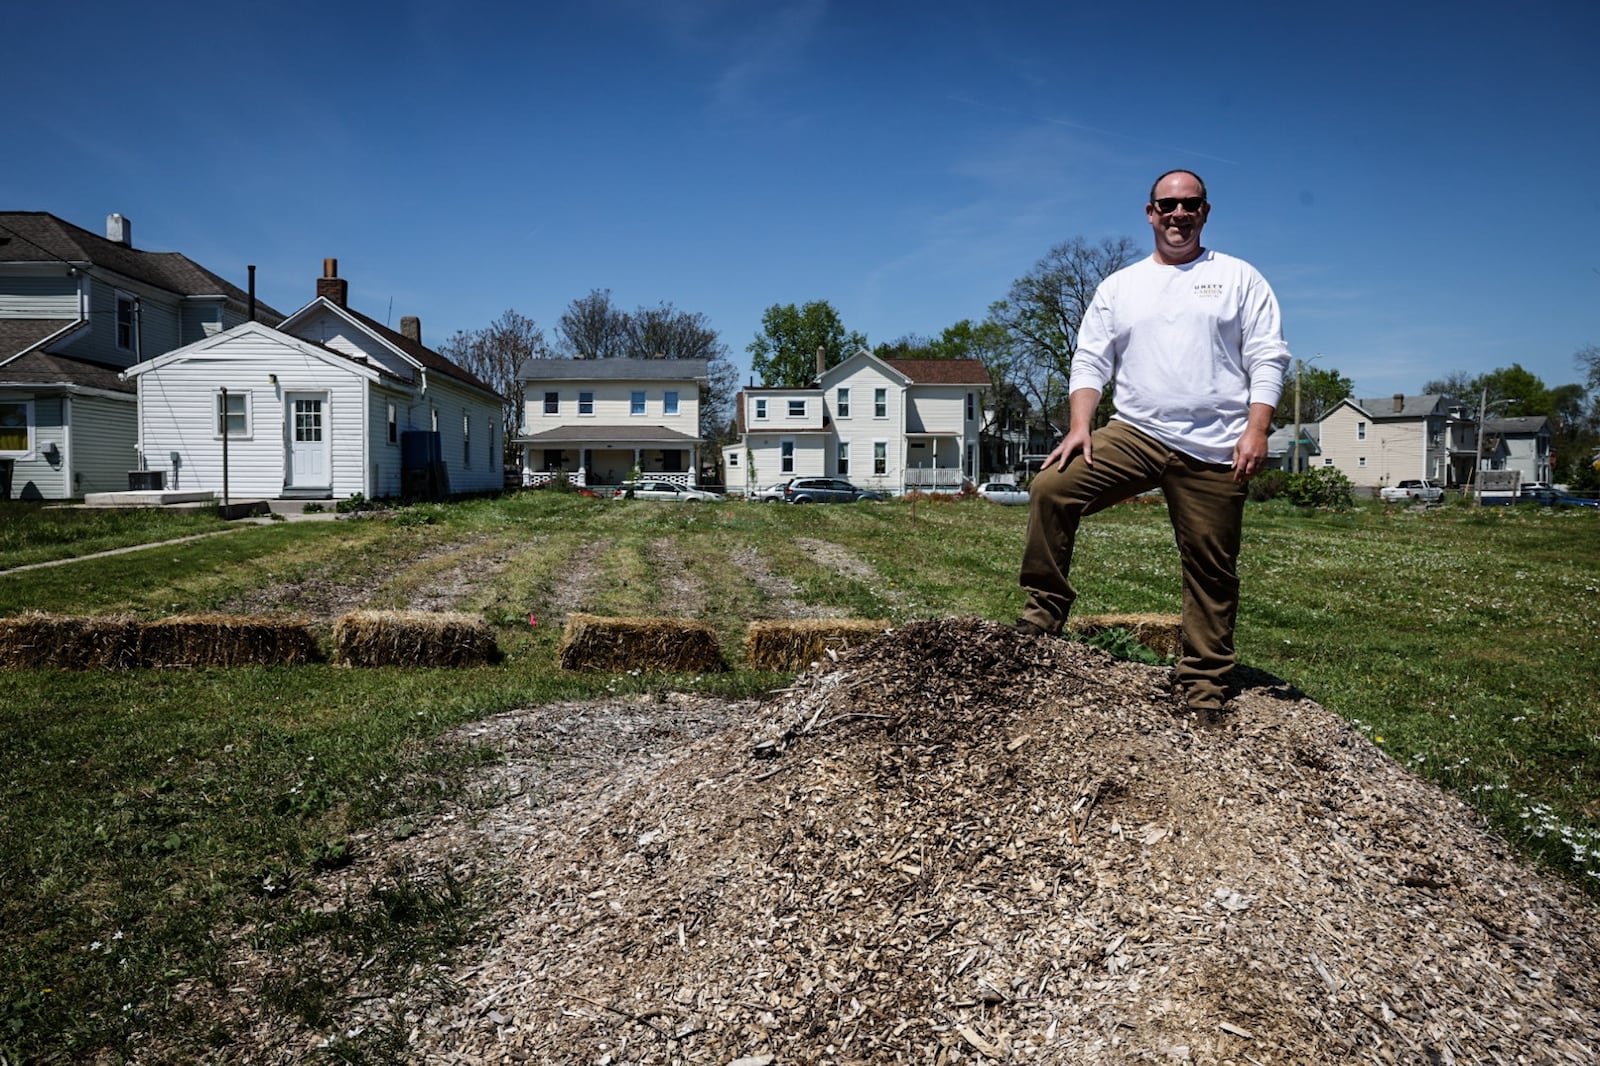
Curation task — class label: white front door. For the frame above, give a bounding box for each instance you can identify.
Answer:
[286,392,330,490]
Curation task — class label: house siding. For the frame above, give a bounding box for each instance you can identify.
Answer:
[293,307,416,382]
[525,380,702,440]
[5,396,68,500]
[0,273,79,318]
[68,394,137,496]
[55,278,180,370]
[422,376,503,494]
[134,337,371,498]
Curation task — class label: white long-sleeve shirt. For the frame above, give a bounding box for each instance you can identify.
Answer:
[1069,250,1291,465]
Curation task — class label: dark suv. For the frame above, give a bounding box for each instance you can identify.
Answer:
[782,477,885,504]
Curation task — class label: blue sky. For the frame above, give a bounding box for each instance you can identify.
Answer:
[7,0,1597,401]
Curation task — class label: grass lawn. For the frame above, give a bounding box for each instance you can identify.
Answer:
[1,491,1596,1062]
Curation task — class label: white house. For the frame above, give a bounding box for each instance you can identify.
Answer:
[722,351,991,497]
[514,358,710,488]
[121,260,503,501]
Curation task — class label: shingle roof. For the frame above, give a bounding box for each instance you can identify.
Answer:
[516,357,710,382]
[0,319,83,361]
[1351,394,1452,419]
[0,212,284,319]
[1484,415,1550,434]
[341,305,501,399]
[0,349,133,393]
[883,358,991,385]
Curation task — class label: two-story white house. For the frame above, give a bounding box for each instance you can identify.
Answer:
[0,211,283,500]
[722,350,991,497]
[514,358,710,488]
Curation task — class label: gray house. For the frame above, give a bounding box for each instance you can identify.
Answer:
[0,212,281,500]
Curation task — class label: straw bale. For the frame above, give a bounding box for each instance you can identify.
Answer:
[743,617,890,672]
[332,610,497,668]
[558,613,725,673]
[0,612,140,670]
[138,613,321,668]
[1068,610,1183,658]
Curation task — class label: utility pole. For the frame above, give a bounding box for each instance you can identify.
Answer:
[1292,359,1303,473]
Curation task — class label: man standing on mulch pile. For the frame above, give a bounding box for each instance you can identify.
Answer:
[1017,168,1291,724]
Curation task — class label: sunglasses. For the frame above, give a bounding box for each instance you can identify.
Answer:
[1152,196,1206,213]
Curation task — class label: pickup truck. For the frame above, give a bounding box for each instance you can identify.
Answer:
[977,482,1030,505]
[1380,478,1445,504]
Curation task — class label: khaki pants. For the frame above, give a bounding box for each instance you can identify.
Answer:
[1018,419,1247,710]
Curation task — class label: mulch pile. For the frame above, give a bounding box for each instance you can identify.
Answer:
[393,618,1600,1064]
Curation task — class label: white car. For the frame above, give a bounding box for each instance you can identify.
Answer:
[977,481,1030,505]
[613,480,724,502]
[750,482,790,503]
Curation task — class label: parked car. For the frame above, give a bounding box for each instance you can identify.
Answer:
[783,477,885,504]
[1525,488,1600,509]
[1517,482,1555,496]
[1380,478,1445,504]
[613,480,724,502]
[977,481,1030,505]
[751,482,791,503]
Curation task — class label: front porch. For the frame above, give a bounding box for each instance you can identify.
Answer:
[515,426,704,491]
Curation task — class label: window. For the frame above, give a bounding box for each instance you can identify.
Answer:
[754,398,768,420]
[215,390,250,438]
[873,441,887,475]
[544,391,559,415]
[578,391,594,415]
[874,388,887,418]
[115,292,138,352]
[836,387,850,418]
[430,407,439,432]
[727,452,739,468]
[788,399,806,418]
[837,441,850,476]
[1323,458,1334,466]
[0,400,33,456]
[631,391,646,415]
[387,402,397,444]
[966,392,975,421]
[1356,421,1367,441]
[664,391,679,416]
[488,419,495,467]
[463,413,471,466]
[1357,456,1366,468]
[781,439,794,474]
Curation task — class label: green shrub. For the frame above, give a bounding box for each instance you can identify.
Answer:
[1248,468,1288,502]
[1283,467,1355,509]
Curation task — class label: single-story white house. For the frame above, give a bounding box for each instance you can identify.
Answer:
[121,260,503,500]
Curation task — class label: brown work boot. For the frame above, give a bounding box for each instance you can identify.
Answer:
[1013,618,1050,637]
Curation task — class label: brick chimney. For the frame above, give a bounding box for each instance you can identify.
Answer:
[316,258,348,307]
[106,213,132,247]
[400,316,421,344]
[1392,393,1404,413]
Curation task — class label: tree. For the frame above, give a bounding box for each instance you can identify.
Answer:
[436,309,546,461]
[552,291,739,452]
[1273,363,1353,427]
[1577,343,1600,394]
[987,235,1140,430]
[747,301,868,387]
[1421,370,1478,399]
[554,289,629,360]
